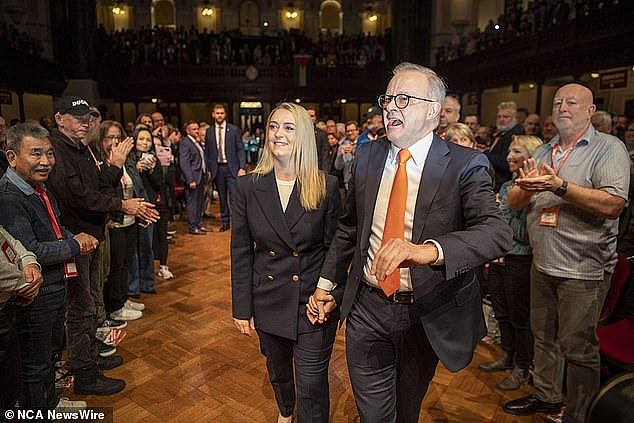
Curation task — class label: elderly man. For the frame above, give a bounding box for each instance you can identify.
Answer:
[487,101,524,191]
[523,113,541,136]
[47,96,157,395]
[311,62,512,423]
[542,115,558,143]
[0,122,96,410]
[436,95,461,139]
[591,110,613,134]
[504,83,629,423]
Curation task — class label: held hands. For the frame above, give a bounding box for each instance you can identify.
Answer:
[16,263,43,303]
[73,232,99,255]
[109,137,134,168]
[370,239,439,281]
[514,158,563,193]
[237,169,247,177]
[306,288,337,325]
[234,317,255,336]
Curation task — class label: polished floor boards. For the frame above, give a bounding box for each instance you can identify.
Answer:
[70,218,543,422]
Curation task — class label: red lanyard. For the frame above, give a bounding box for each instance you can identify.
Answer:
[86,146,101,170]
[550,139,582,175]
[34,186,63,240]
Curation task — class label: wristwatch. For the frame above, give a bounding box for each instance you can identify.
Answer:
[554,179,568,197]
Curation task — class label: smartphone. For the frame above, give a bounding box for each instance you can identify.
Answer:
[141,152,153,162]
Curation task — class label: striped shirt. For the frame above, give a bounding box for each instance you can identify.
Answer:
[527,125,630,280]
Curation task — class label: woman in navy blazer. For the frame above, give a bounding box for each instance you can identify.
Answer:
[232,103,341,423]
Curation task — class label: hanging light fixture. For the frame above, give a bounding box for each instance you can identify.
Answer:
[112,1,126,15]
[285,2,298,19]
[201,1,214,16]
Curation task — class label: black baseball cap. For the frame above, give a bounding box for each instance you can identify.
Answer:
[367,106,382,117]
[55,96,99,117]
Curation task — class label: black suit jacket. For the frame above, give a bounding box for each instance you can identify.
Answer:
[231,172,341,340]
[486,123,523,191]
[204,122,246,180]
[321,135,512,371]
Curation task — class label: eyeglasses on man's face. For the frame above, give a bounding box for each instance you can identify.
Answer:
[377,93,437,110]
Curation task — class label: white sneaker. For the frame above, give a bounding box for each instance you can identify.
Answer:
[110,307,142,321]
[125,299,145,311]
[57,397,87,410]
[157,265,174,280]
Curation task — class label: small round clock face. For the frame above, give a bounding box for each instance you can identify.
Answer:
[246,65,259,81]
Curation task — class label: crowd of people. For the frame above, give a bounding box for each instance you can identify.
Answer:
[1,66,634,423]
[435,0,621,64]
[95,25,389,68]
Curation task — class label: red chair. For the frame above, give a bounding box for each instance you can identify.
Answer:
[597,315,634,372]
[600,253,631,323]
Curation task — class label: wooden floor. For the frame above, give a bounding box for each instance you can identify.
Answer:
[69,216,545,422]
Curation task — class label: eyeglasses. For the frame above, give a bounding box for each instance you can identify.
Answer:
[377,94,437,110]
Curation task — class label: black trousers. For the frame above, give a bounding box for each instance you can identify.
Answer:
[104,224,137,313]
[257,320,336,422]
[153,209,169,265]
[346,284,438,423]
[214,164,237,227]
[0,308,20,411]
[487,255,533,369]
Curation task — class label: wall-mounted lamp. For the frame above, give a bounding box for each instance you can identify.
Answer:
[263,20,270,27]
[590,72,600,79]
[112,4,126,15]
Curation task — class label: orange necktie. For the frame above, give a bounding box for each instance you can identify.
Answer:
[379,148,411,296]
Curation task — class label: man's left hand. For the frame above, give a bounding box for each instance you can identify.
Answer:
[371,239,438,281]
[237,169,247,177]
[16,263,43,301]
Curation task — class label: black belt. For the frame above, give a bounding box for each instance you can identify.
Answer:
[218,162,228,166]
[361,282,416,304]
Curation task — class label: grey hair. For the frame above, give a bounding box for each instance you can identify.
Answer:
[392,62,447,104]
[6,122,50,153]
[497,101,518,112]
[592,110,612,128]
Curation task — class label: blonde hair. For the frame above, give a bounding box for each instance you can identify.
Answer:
[252,102,326,210]
[511,135,542,157]
[445,123,475,147]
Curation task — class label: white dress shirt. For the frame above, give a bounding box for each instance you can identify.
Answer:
[317,132,445,292]
[216,124,226,163]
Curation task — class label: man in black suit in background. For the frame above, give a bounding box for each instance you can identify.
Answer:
[204,104,246,232]
[309,63,512,423]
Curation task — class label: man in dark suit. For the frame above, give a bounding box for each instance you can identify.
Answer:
[204,104,246,232]
[309,63,512,422]
[486,101,524,192]
[179,120,207,235]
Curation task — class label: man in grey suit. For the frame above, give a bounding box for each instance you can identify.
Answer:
[204,104,246,232]
[309,62,512,423]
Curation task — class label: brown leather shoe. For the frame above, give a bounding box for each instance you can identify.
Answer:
[496,367,531,391]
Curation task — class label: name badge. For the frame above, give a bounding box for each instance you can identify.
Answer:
[539,207,559,227]
[1,241,17,264]
[64,258,79,279]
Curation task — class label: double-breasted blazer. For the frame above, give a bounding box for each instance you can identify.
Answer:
[231,171,341,340]
[320,135,513,371]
